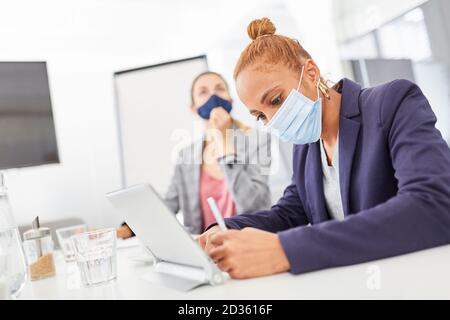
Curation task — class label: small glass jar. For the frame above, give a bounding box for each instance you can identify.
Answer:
[23,220,56,281]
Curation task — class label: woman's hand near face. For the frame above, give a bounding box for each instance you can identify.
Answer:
[209,107,233,133]
[206,108,235,159]
[207,228,291,279]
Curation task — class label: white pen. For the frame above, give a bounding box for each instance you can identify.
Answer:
[207,197,228,231]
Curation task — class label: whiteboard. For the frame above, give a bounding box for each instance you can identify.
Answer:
[114,56,208,193]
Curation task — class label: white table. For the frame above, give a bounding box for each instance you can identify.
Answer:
[19,242,450,300]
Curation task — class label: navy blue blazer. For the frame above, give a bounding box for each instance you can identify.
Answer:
[224,78,450,274]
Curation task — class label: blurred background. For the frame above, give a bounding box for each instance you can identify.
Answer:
[0,0,448,230]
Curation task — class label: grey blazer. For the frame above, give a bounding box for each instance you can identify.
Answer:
[163,128,272,234]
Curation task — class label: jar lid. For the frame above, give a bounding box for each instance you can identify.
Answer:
[23,227,51,240]
[23,216,51,240]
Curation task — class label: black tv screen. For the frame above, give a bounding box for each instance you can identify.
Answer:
[0,62,59,170]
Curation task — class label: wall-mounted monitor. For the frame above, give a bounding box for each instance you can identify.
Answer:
[0,62,60,170]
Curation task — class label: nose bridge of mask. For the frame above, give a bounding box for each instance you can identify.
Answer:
[267,67,320,128]
[267,91,301,132]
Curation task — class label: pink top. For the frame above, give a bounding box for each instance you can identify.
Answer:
[199,169,237,229]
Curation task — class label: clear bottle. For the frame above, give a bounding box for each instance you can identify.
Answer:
[0,174,16,228]
[0,173,28,299]
[22,217,56,281]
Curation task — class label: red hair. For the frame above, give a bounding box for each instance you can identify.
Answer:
[234,18,312,80]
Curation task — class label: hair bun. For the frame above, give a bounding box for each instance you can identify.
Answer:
[247,18,276,41]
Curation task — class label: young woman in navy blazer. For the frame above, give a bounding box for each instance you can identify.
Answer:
[198,18,450,279]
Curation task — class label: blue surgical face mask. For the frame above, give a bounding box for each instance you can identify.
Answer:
[197,95,233,120]
[265,67,322,145]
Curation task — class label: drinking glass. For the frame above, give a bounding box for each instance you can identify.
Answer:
[71,229,117,286]
[56,225,88,262]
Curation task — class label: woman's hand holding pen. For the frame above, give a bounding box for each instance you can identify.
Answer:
[198,227,291,279]
[197,225,221,252]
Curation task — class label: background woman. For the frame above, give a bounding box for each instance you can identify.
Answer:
[118,71,272,238]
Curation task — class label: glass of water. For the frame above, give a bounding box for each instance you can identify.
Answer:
[56,225,88,262]
[0,228,28,299]
[71,229,117,287]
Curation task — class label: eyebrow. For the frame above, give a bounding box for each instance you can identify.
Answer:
[260,85,281,104]
[215,84,226,90]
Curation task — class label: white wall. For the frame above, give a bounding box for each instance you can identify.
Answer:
[0,0,341,228]
[414,63,450,143]
[334,0,429,42]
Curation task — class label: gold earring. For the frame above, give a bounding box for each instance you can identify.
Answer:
[319,81,331,100]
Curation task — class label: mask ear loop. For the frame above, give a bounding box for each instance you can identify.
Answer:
[316,76,321,101]
[297,66,321,102]
[297,66,305,92]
